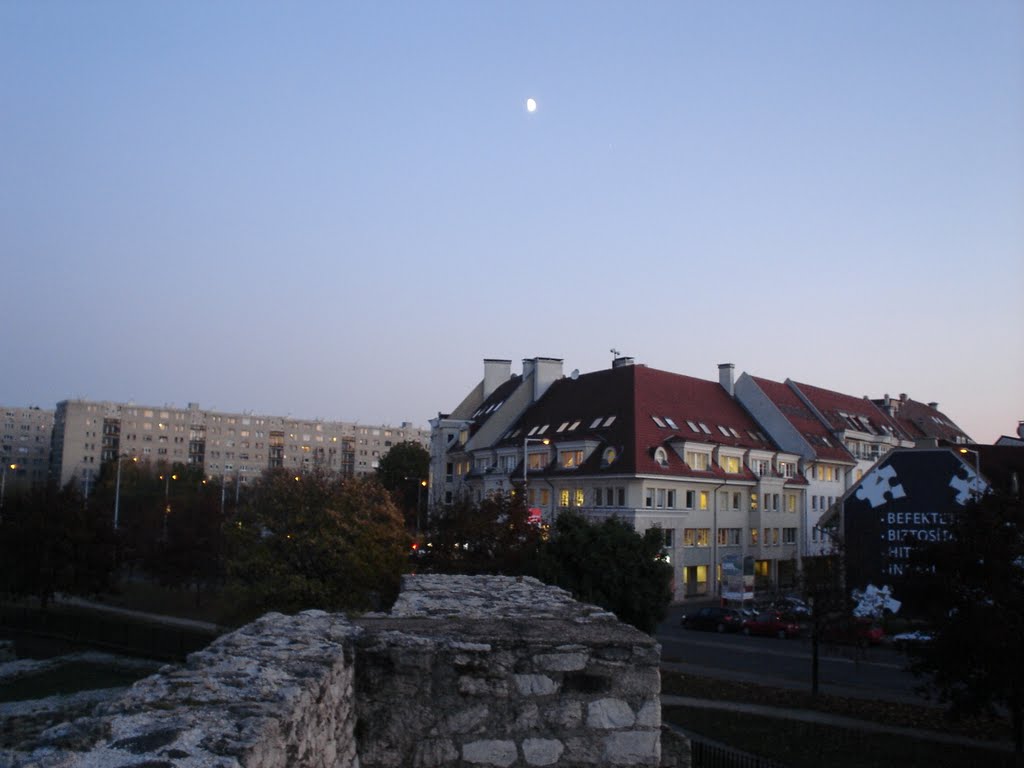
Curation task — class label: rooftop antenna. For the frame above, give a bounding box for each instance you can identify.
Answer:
[610,348,621,357]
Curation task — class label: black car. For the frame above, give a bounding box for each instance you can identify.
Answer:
[680,606,744,633]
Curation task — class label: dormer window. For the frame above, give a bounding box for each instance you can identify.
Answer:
[654,447,669,467]
[560,449,584,468]
[685,451,709,471]
[721,455,741,474]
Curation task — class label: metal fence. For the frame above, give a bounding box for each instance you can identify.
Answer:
[689,737,789,768]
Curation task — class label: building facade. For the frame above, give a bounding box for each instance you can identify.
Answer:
[1,406,55,493]
[46,399,428,492]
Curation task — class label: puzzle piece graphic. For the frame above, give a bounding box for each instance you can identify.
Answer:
[949,469,985,506]
[855,465,907,508]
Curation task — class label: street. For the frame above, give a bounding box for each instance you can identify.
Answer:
[656,603,933,705]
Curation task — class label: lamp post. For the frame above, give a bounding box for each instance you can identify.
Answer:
[1,462,16,512]
[114,454,137,530]
[523,437,550,510]
[959,447,982,500]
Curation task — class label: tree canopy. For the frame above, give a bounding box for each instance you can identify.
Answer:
[375,441,430,531]
[904,490,1024,753]
[222,469,408,625]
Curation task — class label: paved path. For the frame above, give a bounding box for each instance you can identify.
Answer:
[661,694,1015,753]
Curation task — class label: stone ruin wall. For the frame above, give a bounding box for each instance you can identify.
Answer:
[6,575,680,768]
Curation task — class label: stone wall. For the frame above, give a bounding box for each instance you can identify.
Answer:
[5,576,674,768]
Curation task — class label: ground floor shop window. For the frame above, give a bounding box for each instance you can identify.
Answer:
[684,565,708,596]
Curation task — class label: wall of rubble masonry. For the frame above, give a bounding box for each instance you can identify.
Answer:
[6,575,677,768]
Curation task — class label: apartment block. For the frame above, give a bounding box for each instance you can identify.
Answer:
[48,399,428,492]
[1,406,55,492]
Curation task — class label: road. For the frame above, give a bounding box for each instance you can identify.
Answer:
[656,603,933,705]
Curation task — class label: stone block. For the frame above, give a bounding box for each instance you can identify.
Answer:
[586,698,636,729]
[604,730,660,766]
[462,739,517,766]
[533,652,588,672]
[635,700,660,729]
[522,738,564,766]
[513,674,558,696]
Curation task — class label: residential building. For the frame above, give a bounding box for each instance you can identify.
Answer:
[734,376,915,556]
[1,406,54,492]
[872,394,972,446]
[432,357,807,600]
[48,399,428,492]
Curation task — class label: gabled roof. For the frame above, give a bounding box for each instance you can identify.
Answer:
[454,375,522,446]
[750,376,855,464]
[495,364,777,479]
[788,380,908,441]
[871,396,971,445]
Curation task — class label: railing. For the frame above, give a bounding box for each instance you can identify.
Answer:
[686,732,789,768]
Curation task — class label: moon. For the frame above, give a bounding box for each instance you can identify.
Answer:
[526,98,537,113]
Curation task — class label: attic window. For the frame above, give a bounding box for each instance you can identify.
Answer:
[557,422,569,433]
[528,426,539,436]
[699,423,711,435]
[537,424,550,435]
[665,417,679,430]
[687,421,699,432]
[569,420,581,431]
[654,447,669,467]
[590,417,604,429]
[603,416,617,427]
[652,416,666,428]
[717,426,730,436]
[508,428,521,438]
[729,428,741,439]
[822,436,832,446]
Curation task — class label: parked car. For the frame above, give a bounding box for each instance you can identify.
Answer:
[821,618,885,647]
[680,606,744,633]
[892,630,934,651]
[742,611,801,639]
[773,595,811,616]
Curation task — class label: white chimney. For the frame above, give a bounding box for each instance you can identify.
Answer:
[612,356,635,369]
[483,359,512,399]
[718,363,735,396]
[531,357,563,402]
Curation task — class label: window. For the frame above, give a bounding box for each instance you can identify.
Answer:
[718,528,741,546]
[589,417,603,429]
[685,451,709,470]
[540,489,550,506]
[687,420,699,432]
[684,490,695,509]
[605,487,614,506]
[778,461,794,478]
[560,449,584,468]
[696,528,710,547]
[574,488,584,507]
[667,490,676,508]
[753,459,769,476]
[718,425,730,436]
[654,447,669,467]
[683,529,696,546]
[662,528,675,547]
[750,493,759,511]
[665,417,679,429]
[645,489,654,508]
[617,488,625,506]
[783,528,796,544]
[772,528,779,546]
[652,416,666,428]
[787,494,797,513]
[700,490,709,510]
[528,452,546,470]
[721,456,741,473]
[602,416,616,427]
[750,528,758,545]
[731,491,741,510]
[656,488,666,508]
[559,489,570,507]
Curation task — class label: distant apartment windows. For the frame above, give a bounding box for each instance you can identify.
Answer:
[783,528,796,544]
[560,489,570,507]
[574,488,584,507]
[560,449,584,468]
[143,423,153,431]
[786,494,797,512]
[683,528,695,546]
[662,528,675,547]
[750,528,758,546]
[772,528,779,546]
[753,459,769,477]
[684,490,695,509]
[778,461,794,478]
[700,490,708,510]
[731,492,741,510]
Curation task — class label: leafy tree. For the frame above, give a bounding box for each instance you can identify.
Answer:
[904,491,1024,753]
[222,469,408,624]
[0,482,117,608]
[530,512,672,634]
[422,491,542,574]
[801,553,848,696]
[375,441,430,531]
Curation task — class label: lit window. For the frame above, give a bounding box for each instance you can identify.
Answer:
[560,449,584,468]
[559,489,570,507]
[721,456,741,473]
[574,488,584,507]
[685,451,709,470]
[683,529,696,546]
[696,528,710,546]
[700,491,709,510]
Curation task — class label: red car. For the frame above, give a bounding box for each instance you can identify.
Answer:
[742,611,801,639]
[822,618,885,647]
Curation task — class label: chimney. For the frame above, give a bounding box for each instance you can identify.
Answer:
[899,393,908,402]
[928,402,939,410]
[718,363,735,397]
[483,359,512,399]
[612,356,635,369]
[532,357,564,402]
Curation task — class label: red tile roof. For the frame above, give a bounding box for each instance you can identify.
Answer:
[872,396,971,444]
[750,377,855,464]
[788,380,908,442]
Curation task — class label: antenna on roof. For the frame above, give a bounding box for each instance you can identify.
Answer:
[610,348,620,357]
[570,369,580,380]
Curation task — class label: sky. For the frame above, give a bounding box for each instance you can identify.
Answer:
[1,1,1021,443]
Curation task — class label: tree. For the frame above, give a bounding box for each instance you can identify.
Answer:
[375,441,430,532]
[0,481,117,608]
[422,491,542,575]
[222,469,409,625]
[904,491,1024,753]
[801,553,848,696]
[530,512,672,634]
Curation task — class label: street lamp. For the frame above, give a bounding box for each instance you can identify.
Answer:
[113,454,137,530]
[1,463,17,511]
[523,437,550,508]
[959,448,982,500]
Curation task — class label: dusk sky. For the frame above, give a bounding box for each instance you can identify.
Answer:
[2,2,1021,443]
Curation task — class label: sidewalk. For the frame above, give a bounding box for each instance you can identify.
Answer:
[661,694,1015,753]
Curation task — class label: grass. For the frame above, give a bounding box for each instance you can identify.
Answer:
[662,670,1019,768]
